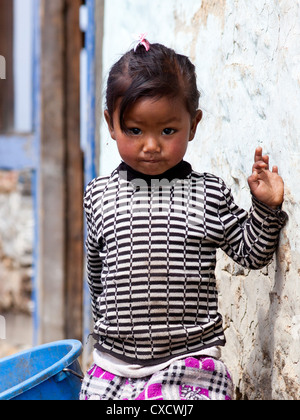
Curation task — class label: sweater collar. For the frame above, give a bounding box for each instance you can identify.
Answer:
[117,161,192,185]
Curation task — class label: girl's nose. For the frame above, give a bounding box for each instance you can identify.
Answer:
[143,136,161,153]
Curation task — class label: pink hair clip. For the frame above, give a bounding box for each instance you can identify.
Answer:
[134,33,151,52]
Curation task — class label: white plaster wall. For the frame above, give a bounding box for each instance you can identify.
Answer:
[100,0,300,400]
[13,0,34,133]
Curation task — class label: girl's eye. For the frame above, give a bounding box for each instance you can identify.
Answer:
[162,128,176,136]
[128,128,142,135]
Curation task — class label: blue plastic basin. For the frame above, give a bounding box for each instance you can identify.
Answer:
[0,340,83,400]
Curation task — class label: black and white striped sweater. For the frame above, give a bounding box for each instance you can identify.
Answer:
[84,161,287,366]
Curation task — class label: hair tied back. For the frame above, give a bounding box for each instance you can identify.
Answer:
[134,33,151,52]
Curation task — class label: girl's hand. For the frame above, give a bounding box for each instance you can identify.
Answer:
[248,147,284,210]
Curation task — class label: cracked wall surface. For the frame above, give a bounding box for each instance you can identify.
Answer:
[101,0,300,399]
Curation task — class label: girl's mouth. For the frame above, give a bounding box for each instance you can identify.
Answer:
[142,159,161,164]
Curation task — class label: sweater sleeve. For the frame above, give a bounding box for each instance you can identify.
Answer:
[218,180,288,270]
[84,180,103,323]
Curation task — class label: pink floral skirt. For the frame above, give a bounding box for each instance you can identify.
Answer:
[80,356,233,401]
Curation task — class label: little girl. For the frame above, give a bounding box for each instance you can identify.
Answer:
[80,38,287,401]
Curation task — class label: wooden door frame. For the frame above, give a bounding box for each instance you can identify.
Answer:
[38,0,84,343]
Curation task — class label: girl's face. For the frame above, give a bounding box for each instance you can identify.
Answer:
[105,96,202,176]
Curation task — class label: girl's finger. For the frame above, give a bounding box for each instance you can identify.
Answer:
[254,147,263,162]
[262,155,270,169]
[253,162,268,172]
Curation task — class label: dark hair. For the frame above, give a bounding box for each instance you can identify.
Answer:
[105,42,201,131]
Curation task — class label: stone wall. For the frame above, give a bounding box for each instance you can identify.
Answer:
[0,170,33,315]
[101,0,300,399]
